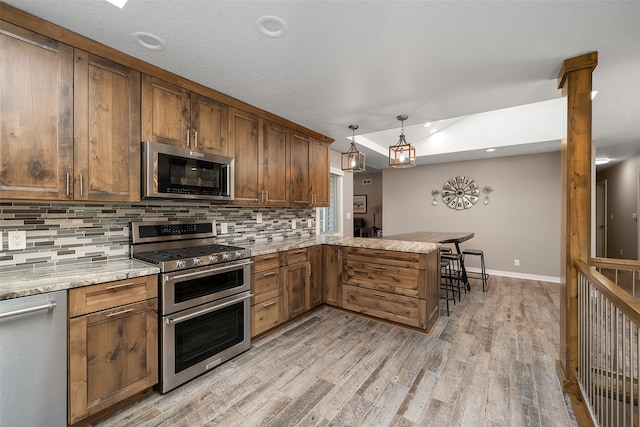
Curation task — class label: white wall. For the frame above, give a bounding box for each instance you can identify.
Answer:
[330,149,354,237]
[382,152,561,280]
[353,171,383,232]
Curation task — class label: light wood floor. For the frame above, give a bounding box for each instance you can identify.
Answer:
[94,276,577,427]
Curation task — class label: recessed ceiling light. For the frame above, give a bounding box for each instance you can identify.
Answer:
[257,16,288,38]
[486,148,496,152]
[423,122,432,128]
[133,32,166,51]
[105,0,128,8]
[429,129,437,134]
[595,157,610,165]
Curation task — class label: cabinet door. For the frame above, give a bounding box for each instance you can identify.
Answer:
[141,75,190,147]
[289,131,311,205]
[68,298,158,424]
[324,245,343,307]
[74,51,141,202]
[191,93,229,156]
[261,120,289,205]
[229,108,260,204]
[309,245,323,308]
[283,261,310,319]
[310,139,330,206]
[0,21,73,200]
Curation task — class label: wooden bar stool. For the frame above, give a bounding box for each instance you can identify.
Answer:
[462,249,488,291]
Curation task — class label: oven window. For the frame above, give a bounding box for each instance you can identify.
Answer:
[174,301,245,373]
[174,269,244,304]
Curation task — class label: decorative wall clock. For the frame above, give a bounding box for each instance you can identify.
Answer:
[441,176,480,210]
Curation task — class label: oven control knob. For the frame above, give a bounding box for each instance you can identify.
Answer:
[222,253,232,261]
[193,257,203,266]
[176,260,187,269]
[235,251,243,258]
[209,255,219,263]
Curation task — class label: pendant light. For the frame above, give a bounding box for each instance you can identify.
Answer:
[341,124,366,172]
[389,115,416,168]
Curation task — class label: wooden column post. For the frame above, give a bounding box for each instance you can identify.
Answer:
[557,52,597,384]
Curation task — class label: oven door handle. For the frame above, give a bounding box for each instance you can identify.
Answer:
[166,293,253,324]
[168,259,253,282]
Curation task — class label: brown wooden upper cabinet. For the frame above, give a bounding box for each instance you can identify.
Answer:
[141,75,229,156]
[74,51,141,202]
[0,21,74,200]
[290,131,330,207]
[1,21,140,202]
[230,108,289,206]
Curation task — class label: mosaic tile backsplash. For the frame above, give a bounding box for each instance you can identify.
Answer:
[0,201,316,271]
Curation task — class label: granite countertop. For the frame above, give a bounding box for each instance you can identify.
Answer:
[246,235,439,256]
[0,259,159,301]
[0,235,439,301]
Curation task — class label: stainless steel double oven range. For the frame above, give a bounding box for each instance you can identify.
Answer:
[131,220,252,393]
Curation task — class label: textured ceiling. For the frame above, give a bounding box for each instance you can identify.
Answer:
[4,0,640,169]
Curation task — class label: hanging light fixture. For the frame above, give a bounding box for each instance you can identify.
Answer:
[389,115,416,168]
[341,124,366,172]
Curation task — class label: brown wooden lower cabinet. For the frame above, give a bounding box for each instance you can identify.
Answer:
[250,253,282,337]
[323,245,343,307]
[308,245,323,308]
[341,246,440,332]
[68,275,158,425]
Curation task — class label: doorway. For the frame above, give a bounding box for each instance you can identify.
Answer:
[596,179,607,258]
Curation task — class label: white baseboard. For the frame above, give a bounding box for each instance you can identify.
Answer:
[465,267,561,284]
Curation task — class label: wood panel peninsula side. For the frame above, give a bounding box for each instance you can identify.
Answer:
[336,237,440,333]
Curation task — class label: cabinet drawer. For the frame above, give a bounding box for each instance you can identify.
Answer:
[345,247,422,269]
[251,268,280,305]
[342,284,426,329]
[251,296,281,337]
[344,260,424,298]
[284,248,308,265]
[252,253,280,273]
[69,275,158,317]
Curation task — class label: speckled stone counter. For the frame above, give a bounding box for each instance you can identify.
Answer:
[245,235,439,256]
[1,236,439,301]
[0,259,159,301]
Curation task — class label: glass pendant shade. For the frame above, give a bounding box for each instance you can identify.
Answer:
[341,125,366,172]
[389,115,416,168]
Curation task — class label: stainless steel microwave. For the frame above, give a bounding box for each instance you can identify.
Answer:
[142,141,234,201]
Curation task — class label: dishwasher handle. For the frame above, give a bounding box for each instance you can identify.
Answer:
[0,301,58,319]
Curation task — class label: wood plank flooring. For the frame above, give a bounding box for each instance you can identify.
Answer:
[94,276,577,426]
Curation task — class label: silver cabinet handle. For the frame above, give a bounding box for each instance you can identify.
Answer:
[372,293,386,298]
[262,271,276,277]
[186,129,190,147]
[106,308,134,317]
[261,255,277,260]
[105,282,135,290]
[338,249,342,261]
[66,173,70,196]
[79,173,83,196]
[372,265,386,270]
[263,301,277,308]
[265,190,269,203]
[0,301,57,319]
[194,130,198,147]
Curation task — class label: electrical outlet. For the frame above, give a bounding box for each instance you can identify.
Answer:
[346,212,351,220]
[256,213,262,224]
[0,231,3,250]
[292,219,297,230]
[307,219,312,228]
[514,259,520,267]
[8,230,26,250]
[220,223,228,234]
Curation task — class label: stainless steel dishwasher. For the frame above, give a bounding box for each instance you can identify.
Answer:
[0,290,67,427]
